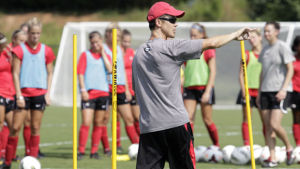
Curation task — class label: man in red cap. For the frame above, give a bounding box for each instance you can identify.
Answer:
[132,1,254,169]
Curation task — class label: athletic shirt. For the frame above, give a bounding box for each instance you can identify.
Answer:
[123,48,135,95]
[293,57,300,92]
[133,38,203,134]
[0,50,15,100]
[245,50,261,97]
[184,49,215,90]
[259,40,295,92]
[13,42,55,97]
[103,44,126,94]
[77,50,109,99]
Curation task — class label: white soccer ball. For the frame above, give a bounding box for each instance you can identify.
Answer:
[203,146,223,163]
[275,146,286,163]
[222,145,235,163]
[293,146,300,164]
[194,146,207,162]
[19,156,41,169]
[230,147,251,165]
[259,146,270,164]
[128,144,139,160]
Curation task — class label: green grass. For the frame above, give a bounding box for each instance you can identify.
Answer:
[10,106,297,169]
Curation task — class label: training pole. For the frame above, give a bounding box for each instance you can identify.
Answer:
[73,34,78,169]
[240,40,256,169]
[112,29,118,169]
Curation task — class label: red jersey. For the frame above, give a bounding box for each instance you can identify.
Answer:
[77,50,109,99]
[13,42,55,97]
[187,49,216,91]
[123,48,135,95]
[293,58,300,92]
[0,50,15,100]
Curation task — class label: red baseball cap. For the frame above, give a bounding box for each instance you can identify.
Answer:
[147,1,185,22]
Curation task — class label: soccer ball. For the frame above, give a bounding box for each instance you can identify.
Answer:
[222,145,235,163]
[128,144,139,160]
[19,156,41,169]
[230,147,250,165]
[275,146,286,163]
[293,146,300,164]
[203,146,223,163]
[194,146,207,162]
[259,146,270,164]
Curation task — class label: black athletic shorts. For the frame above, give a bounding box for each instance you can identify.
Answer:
[236,90,258,108]
[15,95,46,111]
[109,92,129,105]
[130,95,137,106]
[260,92,292,113]
[0,95,15,113]
[183,88,215,104]
[136,123,195,169]
[291,91,300,111]
[81,96,109,110]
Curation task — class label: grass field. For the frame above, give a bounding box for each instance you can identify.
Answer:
[10,106,298,169]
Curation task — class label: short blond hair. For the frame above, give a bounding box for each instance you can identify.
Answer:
[27,17,42,31]
[105,22,121,33]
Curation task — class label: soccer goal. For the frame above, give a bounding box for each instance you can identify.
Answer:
[50,22,300,107]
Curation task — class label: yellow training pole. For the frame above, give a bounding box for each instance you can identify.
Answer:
[112,29,118,169]
[73,34,78,169]
[240,40,256,169]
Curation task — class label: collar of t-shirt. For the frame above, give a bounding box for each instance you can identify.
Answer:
[24,42,42,54]
[89,49,102,60]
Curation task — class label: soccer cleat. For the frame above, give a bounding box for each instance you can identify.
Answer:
[262,159,278,168]
[104,150,112,157]
[117,146,124,154]
[90,153,100,159]
[38,150,45,159]
[12,155,21,162]
[77,152,85,160]
[286,150,295,165]
[0,163,11,169]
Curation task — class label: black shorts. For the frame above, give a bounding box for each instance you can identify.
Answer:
[109,92,129,105]
[183,88,215,104]
[236,90,258,108]
[291,91,300,111]
[15,95,46,111]
[130,95,137,106]
[0,96,15,113]
[136,123,195,169]
[81,96,109,110]
[260,92,292,113]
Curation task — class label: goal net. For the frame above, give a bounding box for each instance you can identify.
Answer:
[50,22,300,107]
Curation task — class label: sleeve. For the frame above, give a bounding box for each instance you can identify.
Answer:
[12,45,23,60]
[164,39,203,61]
[203,49,216,62]
[45,46,56,64]
[280,42,295,64]
[77,52,87,75]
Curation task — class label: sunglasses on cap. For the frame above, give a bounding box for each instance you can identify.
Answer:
[159,17,177,24]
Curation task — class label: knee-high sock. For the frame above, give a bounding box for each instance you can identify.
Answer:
[134,121,140,136]
[79,125,90,154]
[125,125,139,144]
[29,135,40,157]
[91,126,102,154]
[293,124,300,146]
[1,126,9,158]
[5,136,18,166]
[117,121,121,147]
[242,122,249,145]
[206,123,219,147]
[23,126,31,155]
[101,126,110,152]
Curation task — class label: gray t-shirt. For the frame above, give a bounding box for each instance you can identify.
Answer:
[132,38,203,134]
[259,40,295,92]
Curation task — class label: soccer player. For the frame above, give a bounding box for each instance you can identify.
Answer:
[257,22,295,167]
[2,17,55,169]
[77,31,112,160]
[132,2,253,169]
[183,23,219,147]
[0,33,15,162]
[291,35,300,147]
[104,23,139,152]
[237,29,266,145]
[121,29,140,135]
